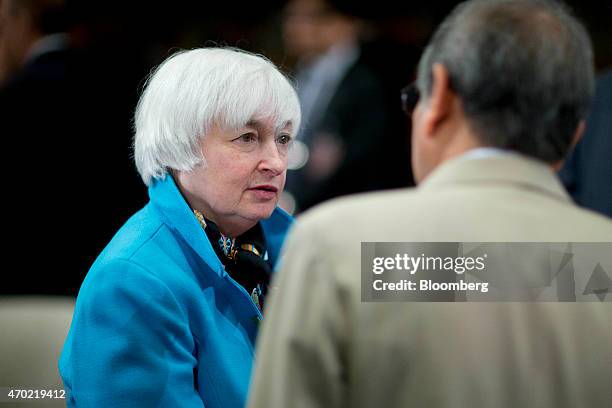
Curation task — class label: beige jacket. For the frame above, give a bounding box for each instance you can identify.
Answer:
[249,154,612,408]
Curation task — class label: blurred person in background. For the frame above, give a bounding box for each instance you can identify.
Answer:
[0,0,67,82]
[60,48,300,407]
[249,1,612,407]
[0,0,144,296]
[281,0,401,212]
[560,69,612,218]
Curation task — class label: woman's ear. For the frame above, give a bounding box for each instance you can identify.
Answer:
[422,63,455,137]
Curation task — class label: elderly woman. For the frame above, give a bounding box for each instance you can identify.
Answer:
[59,48,301,407]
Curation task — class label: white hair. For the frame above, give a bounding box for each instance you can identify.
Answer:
[133,47,302,186]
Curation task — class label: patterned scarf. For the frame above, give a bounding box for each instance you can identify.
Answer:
[193,210,271,313]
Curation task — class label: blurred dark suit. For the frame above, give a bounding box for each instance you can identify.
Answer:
[0,40,145,296]
[560,70,612,218]
[287,55,391,210]
[282,0,413,212]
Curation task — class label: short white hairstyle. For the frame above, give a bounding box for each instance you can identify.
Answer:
[134,47,302,186]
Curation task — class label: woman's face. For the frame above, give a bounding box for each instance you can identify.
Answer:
[176,117,293,237]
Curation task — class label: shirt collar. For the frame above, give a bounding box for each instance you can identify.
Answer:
[455,147,516,161]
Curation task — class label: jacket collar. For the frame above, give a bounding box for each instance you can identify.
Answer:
[419,153,571,203]
[148,174,293,278]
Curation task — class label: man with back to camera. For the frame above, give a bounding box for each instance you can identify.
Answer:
[248,1,612,407]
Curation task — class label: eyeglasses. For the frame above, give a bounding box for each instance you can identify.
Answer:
[400,83,420,118]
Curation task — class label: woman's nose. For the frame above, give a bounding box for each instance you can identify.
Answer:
[259,140,285,175]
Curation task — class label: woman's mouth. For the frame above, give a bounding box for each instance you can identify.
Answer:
[248,185,278,200]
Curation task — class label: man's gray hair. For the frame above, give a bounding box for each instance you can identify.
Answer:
[134,47,301,186]
[416,0,594,162]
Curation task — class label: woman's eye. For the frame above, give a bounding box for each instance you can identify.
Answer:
[237,133,257,143]
[276,134,292,145]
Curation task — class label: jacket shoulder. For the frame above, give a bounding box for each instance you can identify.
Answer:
[84,204,199,296]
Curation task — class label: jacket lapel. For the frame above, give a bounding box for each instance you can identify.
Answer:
[148,175,225,277]
[261,207,293,269]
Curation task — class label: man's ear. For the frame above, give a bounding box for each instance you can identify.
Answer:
[570,120,586,150]
[422,63,455,137]
[552,120,586,171]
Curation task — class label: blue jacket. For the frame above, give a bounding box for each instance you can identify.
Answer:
[59,175,293,407]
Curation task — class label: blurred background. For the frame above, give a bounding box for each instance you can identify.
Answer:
[1,0,610,297]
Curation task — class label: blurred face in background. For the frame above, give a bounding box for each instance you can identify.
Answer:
[0,0,32,83]
[176,117,293,236]
[282,0,356,62]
